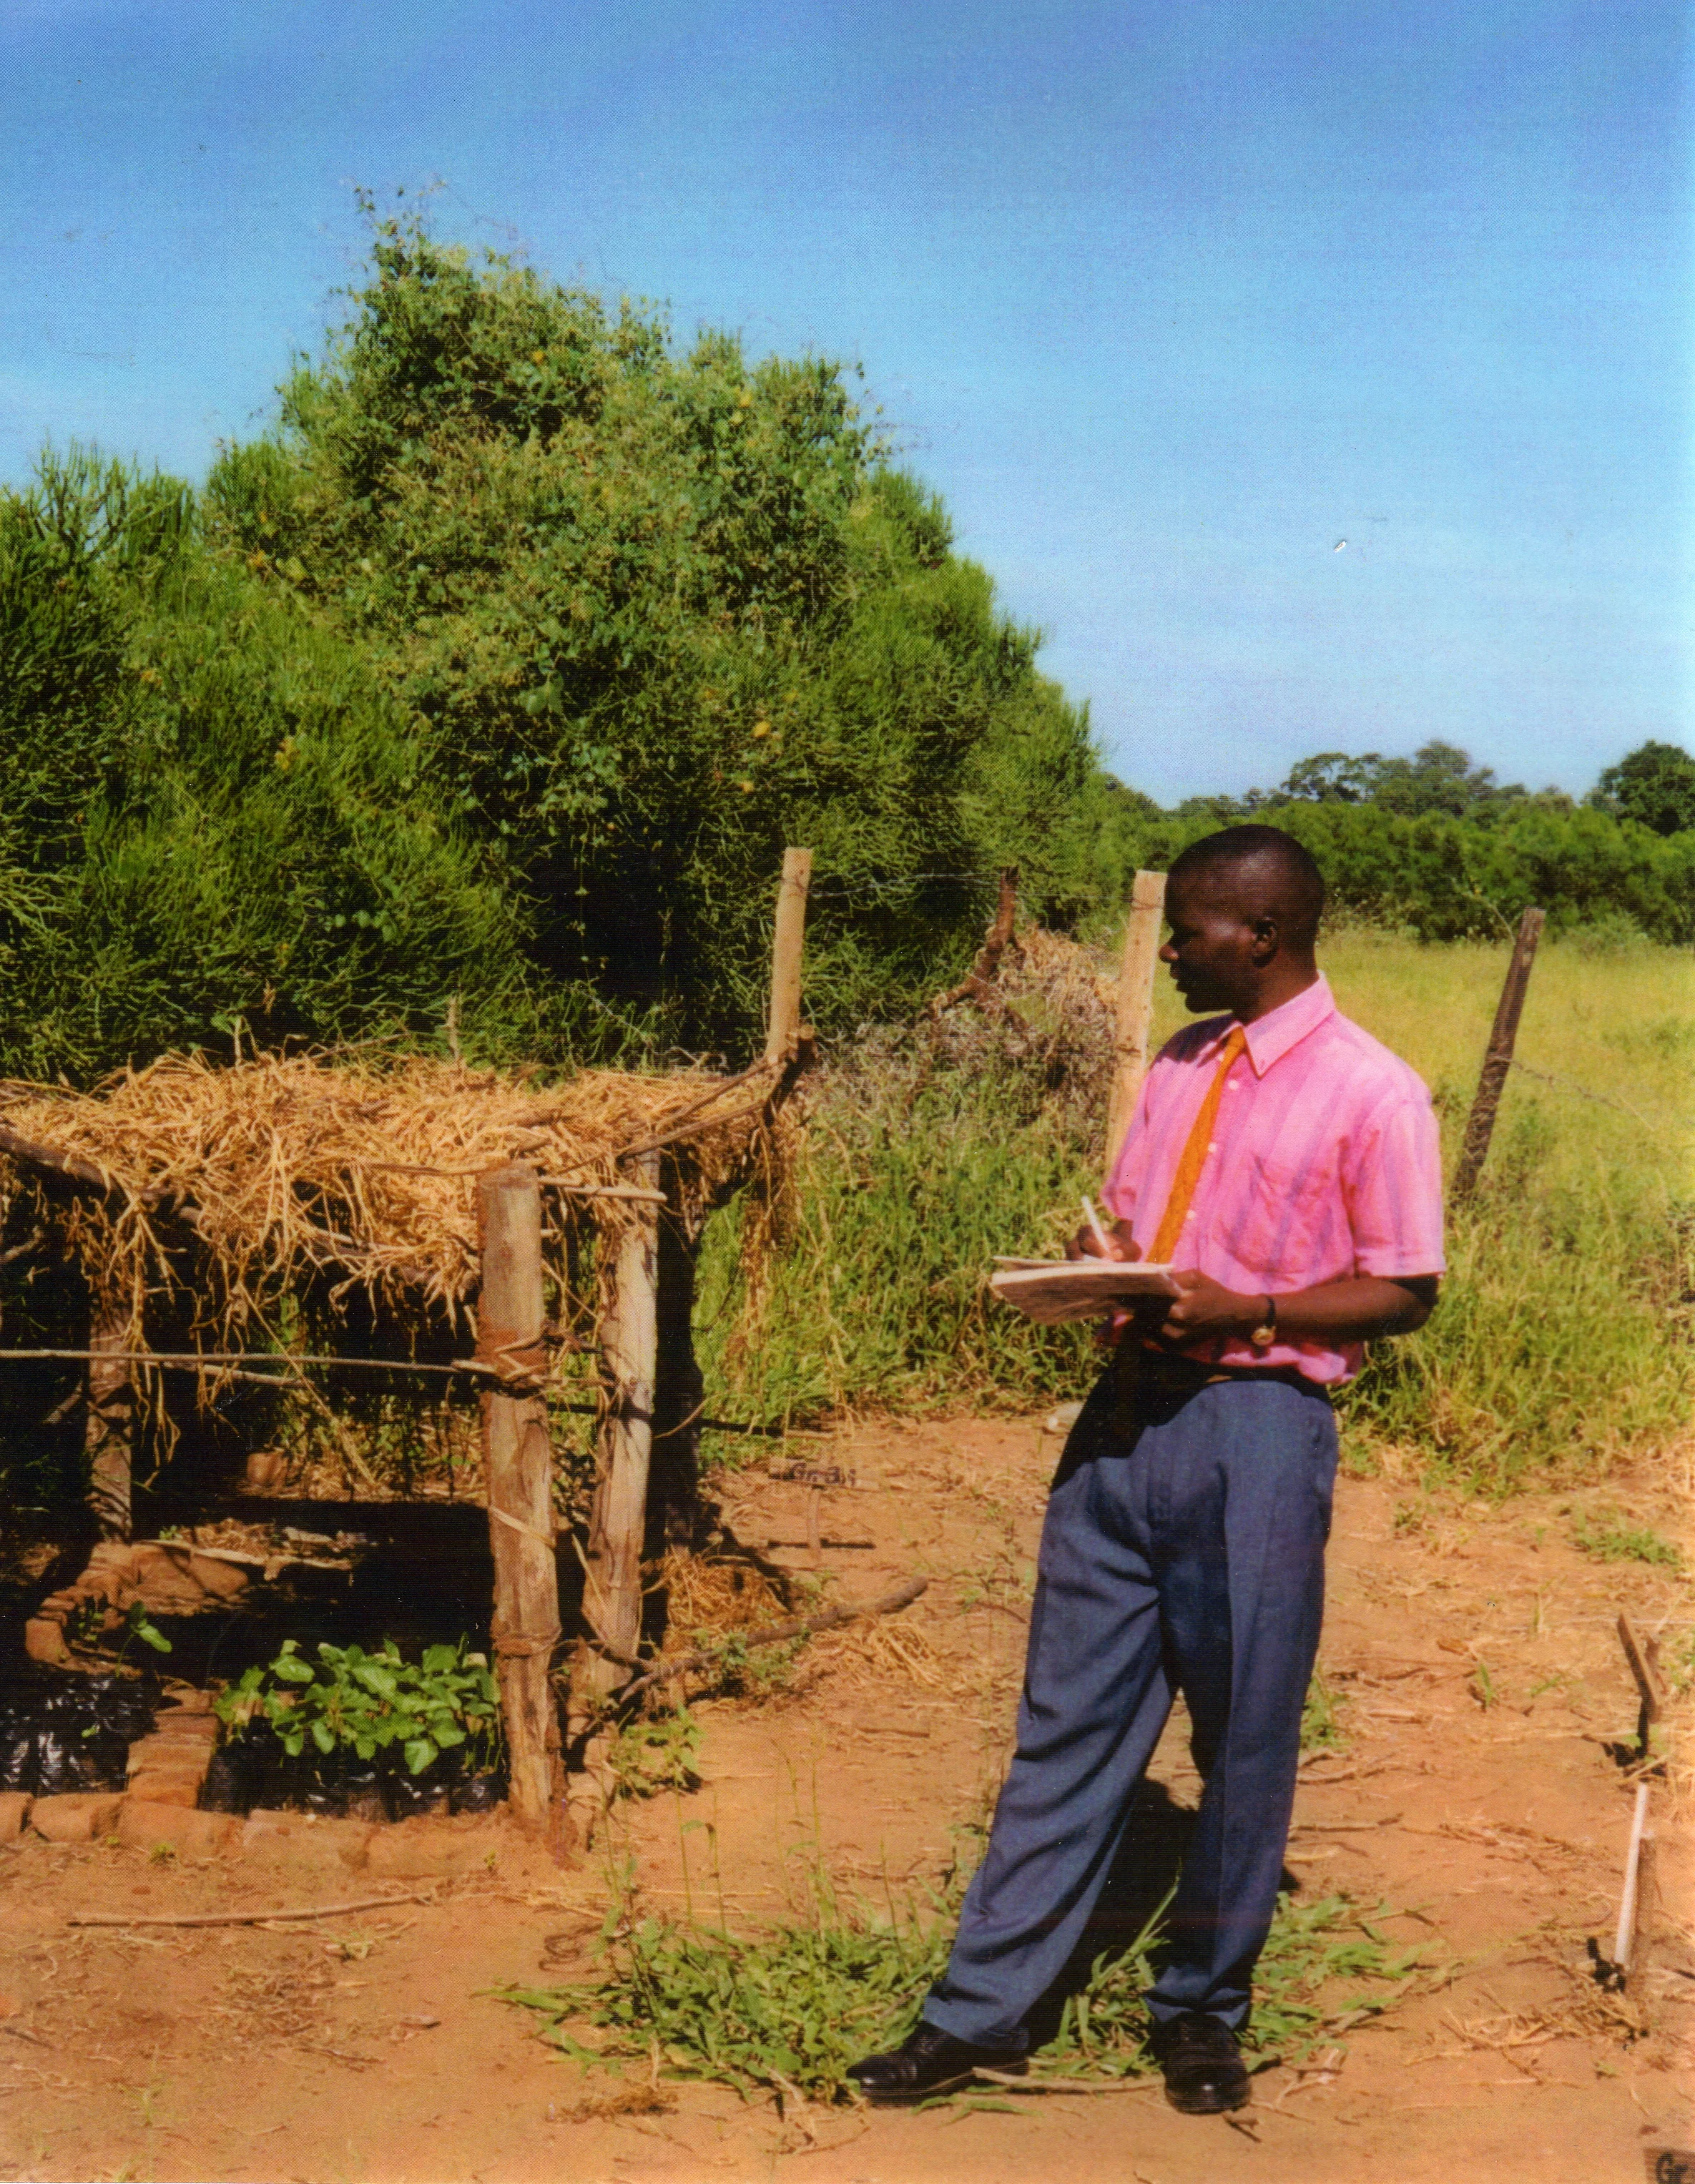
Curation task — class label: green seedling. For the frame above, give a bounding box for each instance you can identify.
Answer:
[215,1635,502,1774]
[119,1604,172,1663]
[1469,1658,1498,1709]
[604,1708,702,1801]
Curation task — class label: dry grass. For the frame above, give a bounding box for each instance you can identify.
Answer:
[657,1545,793,1648]
[809,1611,945,1691]
[0,1046,798,1353]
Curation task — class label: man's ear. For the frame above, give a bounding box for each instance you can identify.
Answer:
[1249,915,1279,964]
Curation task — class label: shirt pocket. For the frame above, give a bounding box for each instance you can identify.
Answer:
[1227,1143,1343,1279]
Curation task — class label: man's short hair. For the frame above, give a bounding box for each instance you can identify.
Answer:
[1167,825,1327,950]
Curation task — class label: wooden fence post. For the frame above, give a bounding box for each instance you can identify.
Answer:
[765,848,813,1064]
[85,1304,134,1542]
[584,1153,661,1699]
[1104,870,1167,1173]
[476,1163,566,1849]
[649,1183,706,1554]
[1452,907,1545,1202]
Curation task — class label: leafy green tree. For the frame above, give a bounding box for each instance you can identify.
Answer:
[1589,741,1695,837]
[209,213,1101,1050]
[0,451,524,1083]
[1274,740,1526,819]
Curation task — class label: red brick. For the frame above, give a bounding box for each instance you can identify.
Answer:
[30,1793,122,1844]
[117,1802,240,1857]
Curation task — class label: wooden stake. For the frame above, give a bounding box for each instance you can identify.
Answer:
[1452,906,1545,1201]
[1617,1611,1666,1761]
[649,1183,706,1553]
[1611,1780,1651,1979]
[476,1163,567,1849]
[584,1153,660,1698]
[764,847,813,1064]
[1104,870,1167,1171]
[85,1304,133,1542]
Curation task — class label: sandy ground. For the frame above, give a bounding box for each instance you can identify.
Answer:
[0,1412,1689,2184]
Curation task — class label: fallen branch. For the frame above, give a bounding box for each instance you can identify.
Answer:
[69,1890,428,1929]
[616,1575,928,1702]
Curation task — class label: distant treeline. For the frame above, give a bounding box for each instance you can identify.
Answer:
[1086,737,1695,947]
[1,212,1689,1086]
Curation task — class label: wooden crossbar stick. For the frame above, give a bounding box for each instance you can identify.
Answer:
[71,1892,428,1929]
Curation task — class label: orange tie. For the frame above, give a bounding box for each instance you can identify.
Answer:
[1146,1025,1247,1262]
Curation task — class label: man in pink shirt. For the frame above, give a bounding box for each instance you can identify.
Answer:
[850,826,1444,2115]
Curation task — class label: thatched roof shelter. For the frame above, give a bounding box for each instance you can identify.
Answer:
[0,852,820,1853]
[0,1046,800,1350]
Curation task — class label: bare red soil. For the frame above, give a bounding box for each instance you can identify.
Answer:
[0,1412,1689,2184]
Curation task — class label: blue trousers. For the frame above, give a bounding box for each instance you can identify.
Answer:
[923,1365,1337,2047]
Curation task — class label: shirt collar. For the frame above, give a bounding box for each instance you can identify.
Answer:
[1227,973,1335,1078]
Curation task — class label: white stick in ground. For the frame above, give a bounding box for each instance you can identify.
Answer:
[1612,1779,1651,1977]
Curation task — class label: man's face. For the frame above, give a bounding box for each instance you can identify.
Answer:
[1159,871,1262,1016]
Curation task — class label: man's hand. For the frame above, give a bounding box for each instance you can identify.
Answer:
[1156,1270,1262,1344]
[1065,1216,1139,1262]
[1151,1269,1439,1349]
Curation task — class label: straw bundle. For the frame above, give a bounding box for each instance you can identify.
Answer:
[0,1047,799,1352]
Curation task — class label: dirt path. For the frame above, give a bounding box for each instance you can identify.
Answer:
[0,1414,1689,2183]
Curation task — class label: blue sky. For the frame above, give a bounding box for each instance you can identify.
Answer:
[4,0,1689,803]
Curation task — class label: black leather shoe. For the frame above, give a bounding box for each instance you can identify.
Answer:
[1148,2012,1250,2114]
[846,2022,1027,2104]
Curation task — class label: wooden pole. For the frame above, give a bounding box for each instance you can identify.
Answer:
[85,1303,134,1542]
[476,1163,566,1849]
[1104,870,1168,1173]
[1452,906,1545,1201]
[584,1153,661,1698]
[649,1181,706,1554]
[764,847,813,1064]
[1618,1611,1666,1763]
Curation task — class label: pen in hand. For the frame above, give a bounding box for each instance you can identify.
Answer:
[1081,1196,1115,1257]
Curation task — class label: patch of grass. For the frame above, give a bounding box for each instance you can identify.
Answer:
[1301,1668,1348,1754]
[503,1864,953,2102]
[1569,1511,1684,1569]
[603,1708,704,1802]
[699,932,1694,1497]
[501,1861,1422,2101]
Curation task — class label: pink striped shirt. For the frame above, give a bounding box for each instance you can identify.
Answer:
[1103,974,1445,1385]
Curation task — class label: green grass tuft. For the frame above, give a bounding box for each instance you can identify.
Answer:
[501,1871,1423,2102]
[1569,1511,1684,1569]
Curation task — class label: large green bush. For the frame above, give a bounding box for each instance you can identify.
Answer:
[0,449,526,1082]
[205,215,1102,1053]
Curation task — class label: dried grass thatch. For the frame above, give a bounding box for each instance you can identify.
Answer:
[0,1046,800,1354]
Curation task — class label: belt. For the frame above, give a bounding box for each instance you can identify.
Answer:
[1108,1336,1316,1435]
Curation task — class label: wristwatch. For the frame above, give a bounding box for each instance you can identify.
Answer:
[1248,1294,1277,1352]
